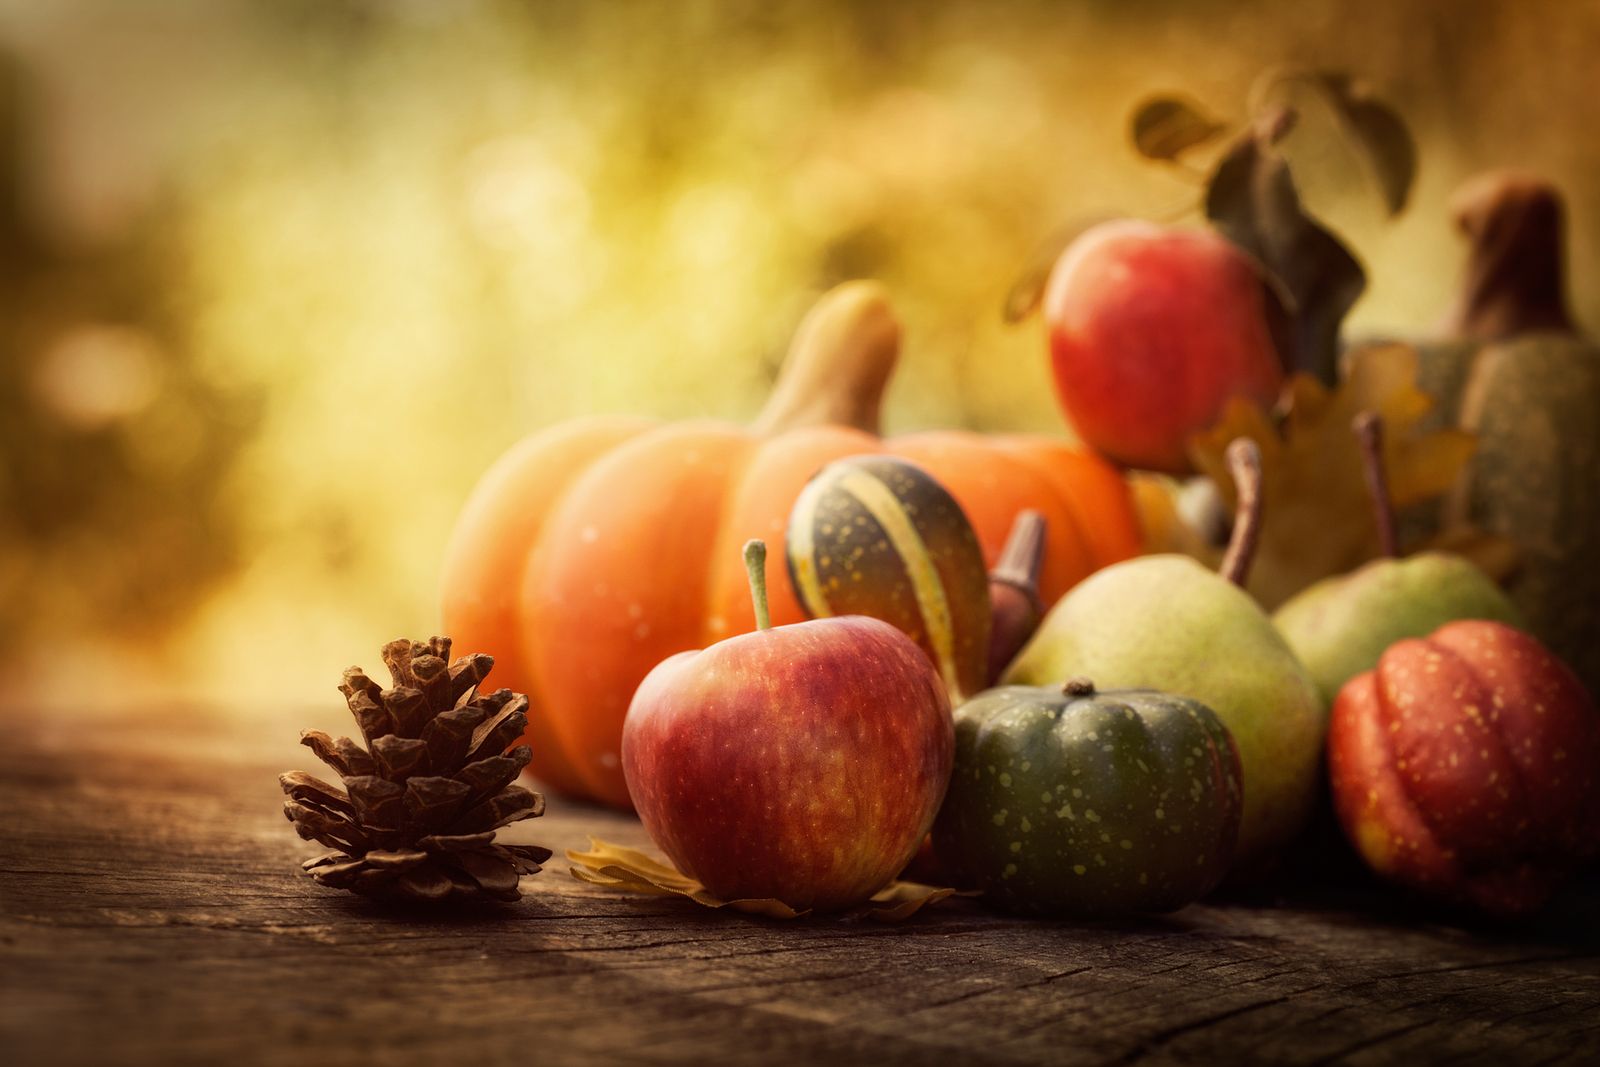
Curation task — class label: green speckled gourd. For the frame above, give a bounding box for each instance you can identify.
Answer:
[934,678,1241,916]
[1404,173,1600,697]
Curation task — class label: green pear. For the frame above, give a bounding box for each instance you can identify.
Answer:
[1004,440,1323,862]
[1275,553,1521,708]
[1273,412,1522,707]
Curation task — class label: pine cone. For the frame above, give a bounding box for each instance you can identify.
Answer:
[280,636,552,902]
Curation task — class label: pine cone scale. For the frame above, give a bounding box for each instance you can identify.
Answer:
[370,735,429,780]
[300,731,376,777]
[382,688,432,738]
[283,799,371,853]
[455,748,531,799]
[279,771,355,818]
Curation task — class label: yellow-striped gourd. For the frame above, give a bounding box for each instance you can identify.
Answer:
[786,455,990,702]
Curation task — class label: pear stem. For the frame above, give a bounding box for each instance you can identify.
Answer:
[743,539,772,631]
[1353,411,1399,559]
[1218,438,1264,588]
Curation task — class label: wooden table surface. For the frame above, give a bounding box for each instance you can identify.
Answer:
[2,701,1597,1067]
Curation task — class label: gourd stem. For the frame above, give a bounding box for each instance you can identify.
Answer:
[990,510,1047,602]
[743,540,772,632]
[1062,677,1096,698]
[1218,438,1264,588]
[1441,172,1577,342]
[1353,411,1399,559]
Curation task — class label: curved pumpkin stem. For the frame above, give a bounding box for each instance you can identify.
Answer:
[753,280,901,436]
[1439,171,1578,342]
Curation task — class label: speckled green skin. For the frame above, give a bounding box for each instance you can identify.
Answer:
[1005,556,1323,862]
[1444,335,1600,699]
[1274,552,1523,708]
[934,684,1241,916]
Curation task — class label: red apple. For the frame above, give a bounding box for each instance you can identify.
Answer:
[1328,620,1600,916]
[621,540,954,911]
[1044,220,1285,473]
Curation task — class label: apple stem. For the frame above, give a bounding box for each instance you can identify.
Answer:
[1353,411,1400,559]
[743,539,772,631]
[1218,437,1264,588]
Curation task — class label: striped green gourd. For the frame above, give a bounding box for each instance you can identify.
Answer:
[785,455,990,702]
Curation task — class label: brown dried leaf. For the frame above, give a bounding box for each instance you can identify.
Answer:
[567,838,964,923]
[1188,342,1480,608]
[1301,71,1416,215]
[1130,95,1228,162]
[1205,108,1365,384]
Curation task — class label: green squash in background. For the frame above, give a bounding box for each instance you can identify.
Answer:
[933,679,1241,917]
[1408,173,1600,697]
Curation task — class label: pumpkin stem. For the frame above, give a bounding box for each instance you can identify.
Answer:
[987,510,1048,685]
[743,539,772,631]
[1352,411,1399,559]
[1218,438,1263,588]
[1062,677,1096,698]
[1439,172,1578,342]
[752,281,900,436]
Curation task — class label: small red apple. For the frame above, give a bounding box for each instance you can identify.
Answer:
[622,540,955,911]
[1328,620,1600,916]
[1043,220,1285,474]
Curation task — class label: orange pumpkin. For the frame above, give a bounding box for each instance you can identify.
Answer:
[439,282,1142,807]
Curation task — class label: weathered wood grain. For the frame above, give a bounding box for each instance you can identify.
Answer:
[1,702,1596,1067]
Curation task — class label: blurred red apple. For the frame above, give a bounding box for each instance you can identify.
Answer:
[622,541,954,911]
[1044,220,1285,473]
[1329,620,1600,916]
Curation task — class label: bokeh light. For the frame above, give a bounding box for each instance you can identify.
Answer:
[1,0,1595,712]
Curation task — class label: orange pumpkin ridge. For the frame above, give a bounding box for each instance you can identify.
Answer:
[439,281,1143,809]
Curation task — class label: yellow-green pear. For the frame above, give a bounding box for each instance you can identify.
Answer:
[1005,439,1324,862]
[1274,413,1522,707]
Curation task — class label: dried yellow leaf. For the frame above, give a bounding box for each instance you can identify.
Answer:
[567,838,965,922]
[1188,343,1487,608]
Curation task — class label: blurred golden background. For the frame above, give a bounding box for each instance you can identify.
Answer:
[2,0,1596,712]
